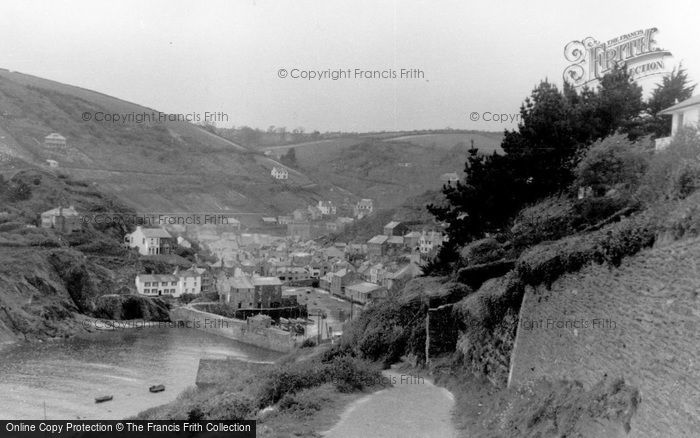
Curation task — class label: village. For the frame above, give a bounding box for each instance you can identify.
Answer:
[35,149,449,343]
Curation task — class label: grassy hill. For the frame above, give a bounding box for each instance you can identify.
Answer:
[0,69,323,219]
[385,132,503,154]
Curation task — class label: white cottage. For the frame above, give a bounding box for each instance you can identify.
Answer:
[656,95,700,150]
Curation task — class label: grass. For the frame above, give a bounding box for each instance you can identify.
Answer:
[0,69,324,216]
[133,348,388,436]
[386,132,503,154]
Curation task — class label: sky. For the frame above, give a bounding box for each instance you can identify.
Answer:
[1,0,699,132]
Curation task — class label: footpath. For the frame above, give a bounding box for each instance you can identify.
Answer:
[323,368,458,438]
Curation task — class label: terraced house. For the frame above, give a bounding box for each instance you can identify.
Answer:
[135,266,201,298]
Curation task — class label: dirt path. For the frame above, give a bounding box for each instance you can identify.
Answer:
[323,369,457,438]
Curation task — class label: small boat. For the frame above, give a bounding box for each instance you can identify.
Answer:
[95,395,113,403]
[149,385,165,393]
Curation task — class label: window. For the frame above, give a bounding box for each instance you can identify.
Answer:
[171,281,177,286]
[144,289,149,294]
[145,282,151,287]
[162,282,168,286]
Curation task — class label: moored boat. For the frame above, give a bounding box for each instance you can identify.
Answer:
[95,395,113,403]
[149,384,165,393]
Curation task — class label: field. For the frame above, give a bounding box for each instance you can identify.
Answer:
[386,132,503,154]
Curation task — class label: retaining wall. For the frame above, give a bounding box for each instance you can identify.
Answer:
[508,237,700,437]
[170,307,296,352]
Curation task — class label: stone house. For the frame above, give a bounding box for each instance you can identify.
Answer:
[40,205,81,234]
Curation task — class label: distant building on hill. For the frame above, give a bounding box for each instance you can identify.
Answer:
[419,230,446,254]
[354,198,374,218]
[440,172,460,185]
[317,200,337,216]
[367,234,389,258]
[44,133,66,149]
[125,226,173,255]
[271,166,289,180]
[45,159,59,168]
[40,205,80,233]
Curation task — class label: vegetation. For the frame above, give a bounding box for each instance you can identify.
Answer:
[428,65,693,266]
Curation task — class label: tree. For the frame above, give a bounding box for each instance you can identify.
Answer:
[637,65,696,138]
[429,67,647,269]
[281,147,298,167]
[595,65,643,137]
[574,134,650,195]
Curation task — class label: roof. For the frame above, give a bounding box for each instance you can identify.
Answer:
[384,221,401,229]
[230,276,254,289]
[405,231,422,238]
[138,227,172,238]
[368,235,389,244]
[387,236,404,245]
[41,206,79,217]
[346,281,384,294]
[137,274,179,282]
[252,276,283,286]
[659,95,700,115]
[440,172,460,181]
[45,133,66,141]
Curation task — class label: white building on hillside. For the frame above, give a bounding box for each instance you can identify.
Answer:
[317,200,337,215]
[656,95,700,150]
[271,166,289,180]
[125,226,173,255]
[354,198,374,218]
[135,266,201,297]
[44,133,66,149]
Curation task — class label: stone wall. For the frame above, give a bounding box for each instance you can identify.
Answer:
[508,237,700,437]
[170,306,296,352]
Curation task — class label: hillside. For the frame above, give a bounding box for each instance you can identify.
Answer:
[259,131,502,210]
[0,69,325,220]
[0,168,169,344]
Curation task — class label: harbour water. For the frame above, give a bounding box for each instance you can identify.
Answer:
[0,327,281,420]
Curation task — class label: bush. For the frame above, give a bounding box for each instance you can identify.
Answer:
[638,127,700,202]
[575,134,650,196]
[256,356,384,408]
[459,238,505,266]
[511,196,578,250]
[299,338,316,348]
[516,211,658,286]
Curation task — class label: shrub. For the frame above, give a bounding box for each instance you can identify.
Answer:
[459,238,505,266]
[574,134,650,196]
[516,211,658,286]
[256,356,384,408]
[299,338,316,348]
[638,127,700,202]
[511,196,577,250]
